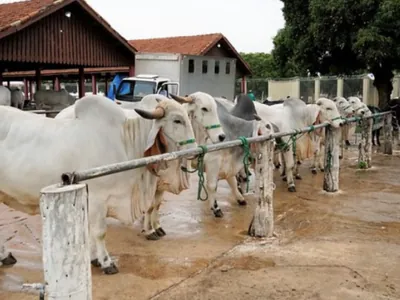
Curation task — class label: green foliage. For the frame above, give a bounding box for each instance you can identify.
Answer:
[273,0,400,106]
[240,52,279,78]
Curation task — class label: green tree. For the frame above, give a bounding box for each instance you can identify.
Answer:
[274,0,400,108]
[240,52,279,78]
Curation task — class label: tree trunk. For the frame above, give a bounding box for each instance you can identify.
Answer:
[372,68,393,109]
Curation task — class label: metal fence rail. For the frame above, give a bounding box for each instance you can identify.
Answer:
[61,111,391,184]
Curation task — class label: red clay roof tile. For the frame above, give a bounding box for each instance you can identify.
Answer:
[0,0,64,32]
[129,33,223,55]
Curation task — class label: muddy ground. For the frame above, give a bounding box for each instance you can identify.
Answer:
[1,145,400,300]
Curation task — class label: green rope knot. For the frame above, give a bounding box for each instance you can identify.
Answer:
[238,136,252,193]
[181,145,208,201]
[308,125,315,132]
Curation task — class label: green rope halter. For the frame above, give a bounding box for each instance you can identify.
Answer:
[178,138,196,146]
[181,145,208,201]
[204,124,221,130]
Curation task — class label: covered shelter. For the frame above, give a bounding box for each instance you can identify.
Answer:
[0,0,136,99]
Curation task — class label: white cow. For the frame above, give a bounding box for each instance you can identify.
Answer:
[10,87,24,109]
[0,86,11,106]
[309,98,354,173]
[254,97,343,192]
[34,89,76,111]
[348,96,369,116]
[0,95,197,274]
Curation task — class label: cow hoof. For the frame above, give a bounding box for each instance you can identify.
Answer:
[155,227,166,237]
[345,140,351,146]
[102,263,119,275]
[91,259,102,268]
[237,199,247,206]
[311,169,317,175]
[282,176,287,182]
[339,155,343,159]
[297,161,302,165]
[214,209,224,218]
[320,168,325,172]
[146,232,160,240]
[1,253,17,266]
[275,164,281,169]
[288,186,296,193]
[295,174,302,180]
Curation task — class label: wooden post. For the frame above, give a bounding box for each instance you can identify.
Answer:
[323,126,341,192]
[248,140,274,237]
[35,69,41,91]
[78,67,85,98]
[54,77,61,91]
[23,79,29,101]
[40,183,92,300]
[29,79,33,101]
[91,74,97,95]
[358,118,373,169]
[384,113,393,155]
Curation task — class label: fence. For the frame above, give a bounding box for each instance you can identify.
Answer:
[238,74,400,105]
[24,111,393,299]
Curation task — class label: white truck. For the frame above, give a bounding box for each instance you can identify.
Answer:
[114,74,179,107]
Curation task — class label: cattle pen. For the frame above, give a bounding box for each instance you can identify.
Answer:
[7,111,390,300]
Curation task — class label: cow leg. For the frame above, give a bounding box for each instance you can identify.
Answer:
[293,150,302,180]
[371,130,376,146]
[311,145,319,175]
[226,176,247,206]
[318,143,325,172]
[274,152,281,169]
[151,191,166,237]
[205,174,223,218]
[283,150,296,192]
[143,206,159,240]
[0,244,17,267]
[89,201,118,274]
[377,128,381,146]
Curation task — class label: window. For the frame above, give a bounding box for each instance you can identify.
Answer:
[115,80,156,102]
[188,59,195,73]
[214,61,220,74]
[225,62,231,74]
[202,60,208,74]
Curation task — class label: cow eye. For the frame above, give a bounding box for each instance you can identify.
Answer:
[174,119,182,124]
[326,107,332,110]
[201,107,208,112]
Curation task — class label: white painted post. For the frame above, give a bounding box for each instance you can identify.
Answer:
[358,118,373,169]
[248,140,275,237]
[337,78,344,97]
[314,78,320,103]
[323,126,341,192]
[40,183,92,300]
[384,113,393,155]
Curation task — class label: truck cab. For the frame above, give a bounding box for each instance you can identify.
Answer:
[114,74,179,107]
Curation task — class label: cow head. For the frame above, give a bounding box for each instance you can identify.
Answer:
[347,96,369,117]
[333,97,355,117]
[134,98,197,160]
[315,97,344,128]
[170,92,226,144]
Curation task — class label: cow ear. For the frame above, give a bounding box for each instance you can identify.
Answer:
[144,127,168,175]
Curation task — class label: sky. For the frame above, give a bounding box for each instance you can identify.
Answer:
[85,0,285,53]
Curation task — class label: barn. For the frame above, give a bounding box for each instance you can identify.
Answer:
[0,0,136,100]
[129,33,252,99]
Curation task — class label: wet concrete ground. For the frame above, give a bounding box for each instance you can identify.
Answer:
[1,143,400,300]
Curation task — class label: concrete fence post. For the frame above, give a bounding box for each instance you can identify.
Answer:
[323,126,341,192]
[384,113,393,155]
[314,78,321,102]
[40,183,92,300]
[248,139,275,237]
[337,78,344,97]
[358,118,373,169]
